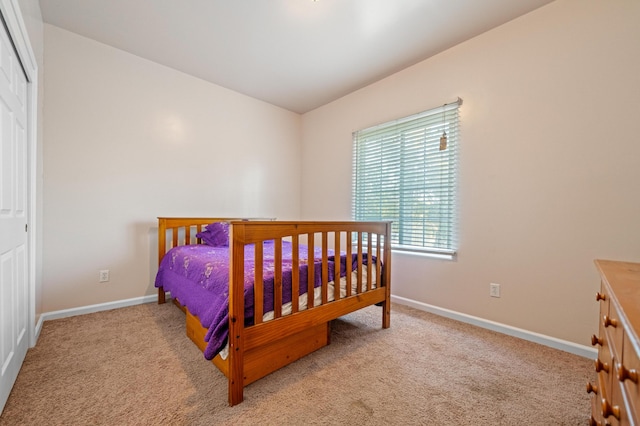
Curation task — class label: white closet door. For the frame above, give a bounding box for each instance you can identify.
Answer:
[0,16,29,413]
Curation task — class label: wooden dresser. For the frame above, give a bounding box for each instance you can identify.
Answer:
[589,260,640,425]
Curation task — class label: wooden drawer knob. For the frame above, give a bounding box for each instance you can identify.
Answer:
[591,334,603,346]
[603,315,618,328]
[617,364,639,383]
[601,398,620,420]
[595,359,610,373]
[586,382,599,394]
[596,292,606,301]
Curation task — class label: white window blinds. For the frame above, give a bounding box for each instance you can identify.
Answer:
[352,99,461,255]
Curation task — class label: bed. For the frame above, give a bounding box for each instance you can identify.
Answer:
[155,217,392,406]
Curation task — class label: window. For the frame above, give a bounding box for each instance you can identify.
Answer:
[352,99,461,256]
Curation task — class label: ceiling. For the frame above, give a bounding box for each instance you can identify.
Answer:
[38,0,554,113]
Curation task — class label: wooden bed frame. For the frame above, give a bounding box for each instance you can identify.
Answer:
[156,217,392,406]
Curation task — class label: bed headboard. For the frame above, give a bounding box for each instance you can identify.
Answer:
[157,217,276,264]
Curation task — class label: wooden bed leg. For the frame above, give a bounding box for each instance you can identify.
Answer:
[228,308,245,405]
[158,286,166,304]
[382,270,391,328]
[382,298,391,329]
[229,376,243,406]
[228,319,245,406]
[382,224,392,329]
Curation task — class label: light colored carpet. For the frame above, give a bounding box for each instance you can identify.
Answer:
[0,302,593,425]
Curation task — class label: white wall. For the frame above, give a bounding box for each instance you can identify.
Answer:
[301,0,640,345]
[42,25,302,312]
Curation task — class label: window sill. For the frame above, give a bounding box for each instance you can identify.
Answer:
[392,249,456,261]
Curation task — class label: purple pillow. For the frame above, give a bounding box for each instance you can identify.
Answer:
[196,222,230,247]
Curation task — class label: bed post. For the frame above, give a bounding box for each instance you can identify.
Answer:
[382,221,392,329]
[228,222,246,406]
[158,217,167,304]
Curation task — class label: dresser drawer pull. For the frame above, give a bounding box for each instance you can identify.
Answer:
[617,363,639,383]
[586,382,599,394]
[603,315,618,328]
[596,292,606,301]
[601,398,620,420]
[595,359,610,373]
[591,335,603,346]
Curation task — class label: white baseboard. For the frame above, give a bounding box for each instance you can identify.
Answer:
[391,295,596,359]
[39,293,164,323]
[33,314,44,345]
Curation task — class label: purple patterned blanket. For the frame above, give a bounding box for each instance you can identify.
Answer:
[155,241,356,359]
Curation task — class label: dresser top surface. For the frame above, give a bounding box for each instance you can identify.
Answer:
[594,259,640,339]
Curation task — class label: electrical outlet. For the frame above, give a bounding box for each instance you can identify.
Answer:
[489,282,501,298]
[99,269,110,283]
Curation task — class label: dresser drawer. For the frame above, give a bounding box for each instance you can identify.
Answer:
[597,319,615,380]
[605,301,625,361]
[620,333,640,422]
[600,367,621,426]
[590,394,603,425]
[609,353,639,425]
[597,284,611,317]
[602,369,619,425]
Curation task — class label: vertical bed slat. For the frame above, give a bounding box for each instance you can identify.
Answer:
[254,242,264,324]
[333,232,340,302]
[376,232,382,289]
[291,236,299,313]
[307,233,315,309]
[321,232,328,305]
[274,238,283,318]
[367,232,373,291]
[196,224,203,244]
[357,232,363,294]
[346,231,352,297]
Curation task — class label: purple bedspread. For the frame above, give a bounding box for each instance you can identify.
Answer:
[155,241,358,359]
